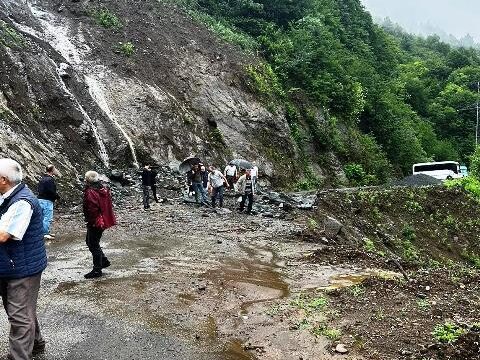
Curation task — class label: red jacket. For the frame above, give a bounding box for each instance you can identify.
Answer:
[83,183,117,229]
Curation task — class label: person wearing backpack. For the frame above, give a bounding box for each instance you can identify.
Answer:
[37,164,60,240]
[83,171,116,279]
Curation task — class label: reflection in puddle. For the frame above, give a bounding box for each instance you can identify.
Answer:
[204,315,218,340]
[221,340,256,360]
[319,270,401,290]
[54,281,78,293]
[177,293,196,303]
[204,245,290,315]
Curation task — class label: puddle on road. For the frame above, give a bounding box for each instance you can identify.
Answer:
[318,270,402,290]
[177,293,196,304]
[221,340,256,360]
[204,315,218,340]
[204,244,290,315]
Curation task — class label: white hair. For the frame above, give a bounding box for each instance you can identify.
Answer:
[0,158,23,184]
[84,170,99,183]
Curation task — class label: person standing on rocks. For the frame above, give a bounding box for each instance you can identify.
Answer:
[83,171,116,279]
[37,164,59,240]
[250,162,259,190]
[189,164,208,206]
[200,165,209,193]
[150,167,159,203]
[0,158,47,359]
[224,162,237,190]
[141,165,152,210]
[208,165,229,208]
[236,168,255,214]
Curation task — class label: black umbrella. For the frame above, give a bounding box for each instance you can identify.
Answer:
[179,157,201,173]
[230,159,253,169]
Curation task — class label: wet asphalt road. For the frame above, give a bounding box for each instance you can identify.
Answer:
[0,202,278,360]
[0,200,356,360]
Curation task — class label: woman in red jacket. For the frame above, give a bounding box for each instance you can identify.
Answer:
[83,171,116,279]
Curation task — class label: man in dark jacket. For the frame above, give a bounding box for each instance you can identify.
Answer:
[0,158,47,360]
[83,171,116,279]
[150,167,159,203]
[141,165,151,210]
[188,164,208,205]
[37,164,59,240]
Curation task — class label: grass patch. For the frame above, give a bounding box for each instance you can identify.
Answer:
[460,250,480,269]
[445,176,480,200]
[416,299,431,312]
[187,10,258,51]
[363,238,376,253]
[290,293,328,312]
[312,323,342,340]
[118,41,135,57]
[91,8,122,29]
[0,21,24,48]
[432,322,465,343]
[348,285,366,298]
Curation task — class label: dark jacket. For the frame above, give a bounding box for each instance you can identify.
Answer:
[141,169,151,186]
[83,182,117,229]
[188,169,202,184]
[150,170,158,187]
[0,183,47,278]
[37,174,59,202]
[201,171,208,188]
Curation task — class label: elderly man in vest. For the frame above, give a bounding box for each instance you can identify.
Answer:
[0,159,47,360]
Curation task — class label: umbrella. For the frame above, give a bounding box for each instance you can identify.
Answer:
[230,159,253,169]
[179,156,201,173]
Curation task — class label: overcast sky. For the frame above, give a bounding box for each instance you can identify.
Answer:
[361,0,480,41]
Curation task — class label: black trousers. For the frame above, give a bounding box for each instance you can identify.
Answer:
[151,185,159,202]
[240,193,254,213]
[226,175,235,189]
[86,226,108,270]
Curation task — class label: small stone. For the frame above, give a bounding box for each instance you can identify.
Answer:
[335,344,348,354]
[425,286,431,291]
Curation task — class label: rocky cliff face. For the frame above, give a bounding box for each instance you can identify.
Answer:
[0,0,298,189]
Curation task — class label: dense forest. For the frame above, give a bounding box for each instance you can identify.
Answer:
[168,0,480,185]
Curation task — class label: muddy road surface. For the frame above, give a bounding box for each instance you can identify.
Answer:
[0,199,364,360]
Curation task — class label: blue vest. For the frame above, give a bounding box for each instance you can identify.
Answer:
[0,183,47,278]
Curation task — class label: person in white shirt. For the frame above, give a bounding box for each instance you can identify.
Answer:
[224,162,238,190]
[0,158,47,359]
[208,165,229,208]
[250,164,259,189]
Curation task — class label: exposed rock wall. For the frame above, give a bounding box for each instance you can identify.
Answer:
[0,0,299,188]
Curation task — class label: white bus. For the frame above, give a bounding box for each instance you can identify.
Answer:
[412,161,462,180]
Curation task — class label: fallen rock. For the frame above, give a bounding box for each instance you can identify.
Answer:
[214,208,232,215]
[324,216,344,237]
[335,344,348,354]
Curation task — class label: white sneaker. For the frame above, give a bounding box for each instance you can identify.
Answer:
[43,234,54,240]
